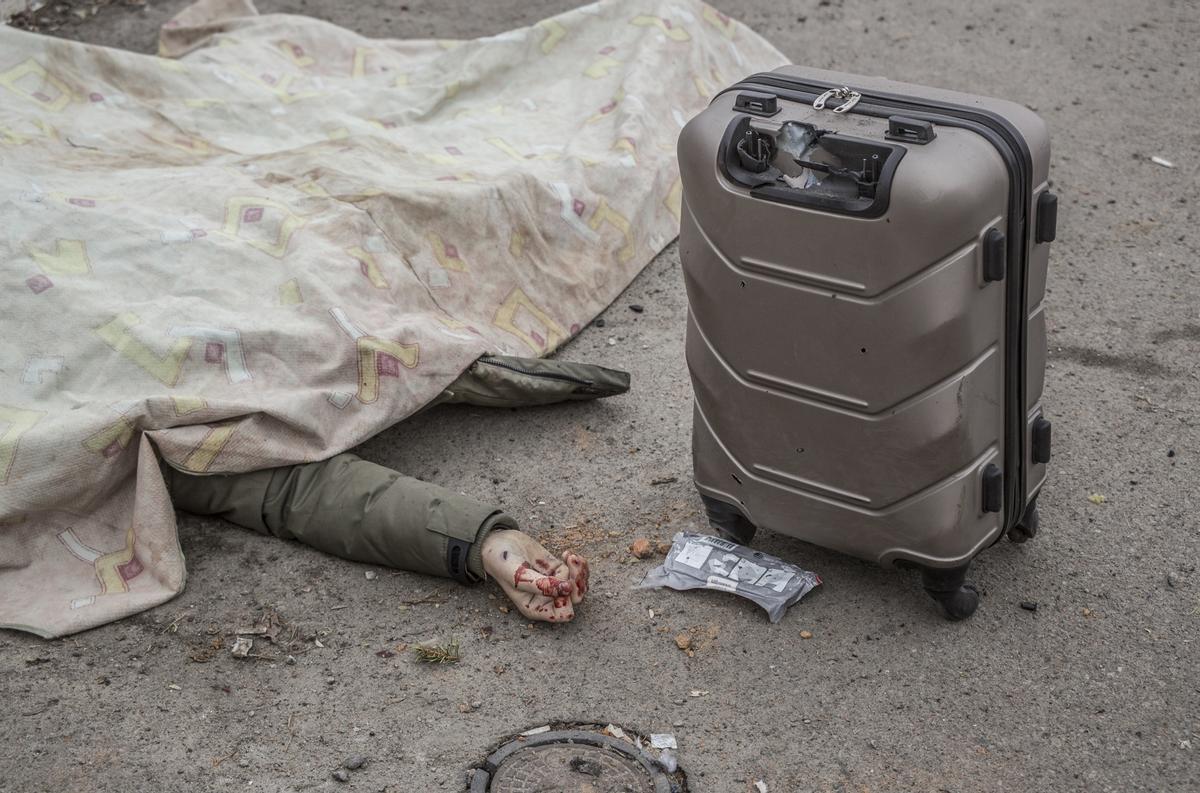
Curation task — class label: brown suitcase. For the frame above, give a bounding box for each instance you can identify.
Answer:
[678,67,1056,619]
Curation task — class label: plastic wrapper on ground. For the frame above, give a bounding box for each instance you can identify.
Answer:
[638,532,820,622]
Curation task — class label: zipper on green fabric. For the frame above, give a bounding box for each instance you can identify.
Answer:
[476,356,595,386]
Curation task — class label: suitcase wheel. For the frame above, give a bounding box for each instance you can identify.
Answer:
[700,494,758,546]
[934,584,980,621]
[1006,496,1041,544]
[920,563,980,621]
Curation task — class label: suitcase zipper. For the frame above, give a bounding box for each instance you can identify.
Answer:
[716,74,1034,533]
[811,86,862,113]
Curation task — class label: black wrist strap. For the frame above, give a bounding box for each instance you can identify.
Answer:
[446,537,478,585]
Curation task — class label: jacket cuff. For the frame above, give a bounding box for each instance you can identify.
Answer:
[466,511,519,582]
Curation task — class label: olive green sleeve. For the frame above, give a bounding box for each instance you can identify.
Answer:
[438,355,631,408]
[161,454,517,582]
[160,356,626,579]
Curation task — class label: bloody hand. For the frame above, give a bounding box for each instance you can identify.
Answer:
[481,529,589,622]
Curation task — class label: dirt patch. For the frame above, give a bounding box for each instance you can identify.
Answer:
[1151,323,1200,345]
[1049,344,1173,378]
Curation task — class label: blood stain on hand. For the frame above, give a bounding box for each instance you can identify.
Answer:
[538,577,572,597]
[514,562,571,597]
[569,554,590,596]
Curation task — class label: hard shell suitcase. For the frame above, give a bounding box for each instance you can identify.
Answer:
[678,67,1056,619]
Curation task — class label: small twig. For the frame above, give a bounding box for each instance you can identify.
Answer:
[283,712,298,752]
[401,593,446,607]
[162,612,188,634]
[650,476,678,486]
[21,698,57,717]
[212,747,239,768]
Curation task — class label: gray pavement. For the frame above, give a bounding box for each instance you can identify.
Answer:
[2,1,1198,791]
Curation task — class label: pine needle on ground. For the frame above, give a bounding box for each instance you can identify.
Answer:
[413,640,460,664]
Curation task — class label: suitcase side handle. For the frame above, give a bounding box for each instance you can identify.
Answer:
[885,116,937,145]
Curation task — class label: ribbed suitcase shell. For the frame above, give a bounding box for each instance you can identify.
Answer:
[679,66,1053,580]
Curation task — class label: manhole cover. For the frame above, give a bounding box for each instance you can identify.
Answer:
[469,727,683,793]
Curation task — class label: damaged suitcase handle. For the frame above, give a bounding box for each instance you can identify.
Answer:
[720,116,906,218]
